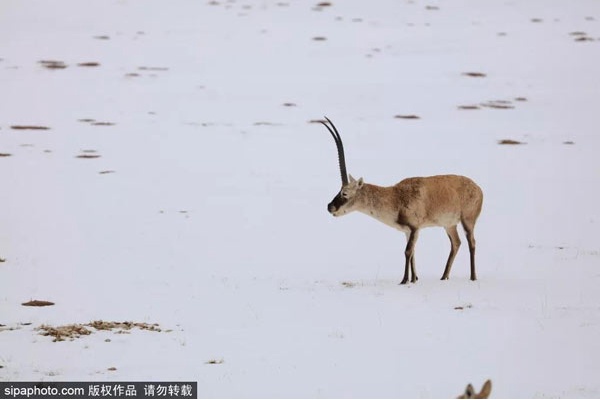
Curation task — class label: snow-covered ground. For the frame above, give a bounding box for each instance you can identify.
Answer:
[1,0,600,397]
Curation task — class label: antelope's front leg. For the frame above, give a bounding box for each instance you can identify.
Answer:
[400,229,419,284]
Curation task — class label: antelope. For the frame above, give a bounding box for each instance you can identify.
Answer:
[320,117,483,284]
[457,379,493,399]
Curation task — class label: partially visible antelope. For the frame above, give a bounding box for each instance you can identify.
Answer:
[457,379,493,399]
[320,117,483,284]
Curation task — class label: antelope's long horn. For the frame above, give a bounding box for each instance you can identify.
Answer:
[320,116,348,186]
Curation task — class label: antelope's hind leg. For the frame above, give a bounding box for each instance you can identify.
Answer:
[441,225,461,280]
[461,220,477,281]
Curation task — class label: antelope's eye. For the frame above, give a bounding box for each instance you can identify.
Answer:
[341,191,349,198]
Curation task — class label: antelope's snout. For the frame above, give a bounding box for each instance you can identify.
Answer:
[328,201,338,215]
[327,192,348,216]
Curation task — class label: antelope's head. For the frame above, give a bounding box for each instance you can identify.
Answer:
[320,117,364,217]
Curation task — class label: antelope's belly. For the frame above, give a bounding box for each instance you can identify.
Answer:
[424,212,461,228]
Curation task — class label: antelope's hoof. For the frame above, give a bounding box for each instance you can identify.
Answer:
[441,276,449,280]
[399,279,408,285]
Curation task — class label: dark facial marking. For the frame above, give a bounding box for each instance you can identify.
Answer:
[328,190,349,213]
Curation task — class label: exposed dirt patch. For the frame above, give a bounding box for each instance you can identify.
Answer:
[0,153,12,157]
[138,66,169,71]
[282,102,297,107]
[454,304,473,310]
[341,281,358,288]
[460,98,525,110]
[10,125,50,130]
[76,154,101,159]
[22,300,55,307]
[205,359,224,365]
[78,119,115,126]
[394,114,420,120]
[99,170,116,174]
[253,121,279,126]
[37,320,163,342]
[462,72,486,78]
[563,141,575,145]
[39,60,67,69]
[312,36,327,41]
[0,323,26,333]
[498,139,526,145]
[570,31,595,42]
[94,35,110,40]
[78,62,101,67]
[482,100,515,109]
[312,2,332,11]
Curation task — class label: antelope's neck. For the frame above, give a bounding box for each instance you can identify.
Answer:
[356,184,403,230]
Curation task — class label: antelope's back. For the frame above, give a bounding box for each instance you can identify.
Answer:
[396,174,483,218]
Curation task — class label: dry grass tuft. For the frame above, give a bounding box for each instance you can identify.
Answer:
[37,324,92,342]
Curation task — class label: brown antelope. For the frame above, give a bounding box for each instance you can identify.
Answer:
[320,117,483,284]
[457,379,493,399]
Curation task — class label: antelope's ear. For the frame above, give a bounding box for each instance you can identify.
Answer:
[479,380,492,398]
[464,384,475,398]
[349,174,356,183]
[357,177,364,188]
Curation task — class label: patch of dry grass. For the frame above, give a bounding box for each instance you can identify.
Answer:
[36,320,163,342]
